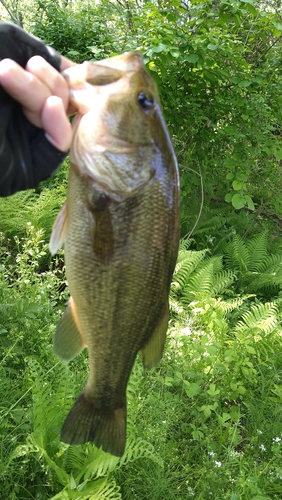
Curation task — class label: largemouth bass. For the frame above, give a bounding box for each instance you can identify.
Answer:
[50,51,179,457]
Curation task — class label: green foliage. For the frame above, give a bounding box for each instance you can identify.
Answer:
[0,158,69,243]
[224,232,282,296]
[31,0,119,61]
[4,225,282,497]
[172,235,282,344]
[2,0,282,497]
[8,360,160,499]
[3,0,282,235]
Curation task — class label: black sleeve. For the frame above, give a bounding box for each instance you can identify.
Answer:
[0,22,68,197]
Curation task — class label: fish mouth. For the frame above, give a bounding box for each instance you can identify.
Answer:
[62,51,145,114]
[65,50,162,200]
[62,51,144,86]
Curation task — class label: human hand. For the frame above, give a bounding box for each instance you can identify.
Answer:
[0,55,74,151]
[0,22,75,196]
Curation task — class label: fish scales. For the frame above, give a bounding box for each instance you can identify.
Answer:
[50,51,179,457]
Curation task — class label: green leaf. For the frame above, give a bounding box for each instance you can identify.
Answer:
[225,193,233,203]
[272,21,282,32]
[164,376,174,387]
[167,12,177,22]
[236,173,248,182]
[232,193,246,209]
[207,383,220,396]
[186,54,199,63]
[207,43,218,51]
[170,49,180,58]
[238,80,252,88]
[232,180,244,191]
[70,474,76,490]
[246,345,256,354]
[274,149,282,161]
[184,381,201,397]
[226,173,234,180]
[152,43,167,53]
[219,13,230,25]
[67,50,80,56]
[245,195,255,211]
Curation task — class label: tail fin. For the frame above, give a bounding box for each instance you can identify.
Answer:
[60,392,126,457]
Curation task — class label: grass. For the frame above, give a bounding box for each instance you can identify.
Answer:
[1,201,282,498]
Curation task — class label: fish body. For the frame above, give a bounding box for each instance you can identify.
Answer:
[50,52,179,457]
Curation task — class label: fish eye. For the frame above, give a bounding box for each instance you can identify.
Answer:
[137,91,155,111]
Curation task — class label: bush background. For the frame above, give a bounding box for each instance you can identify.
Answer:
[1,0,282,498]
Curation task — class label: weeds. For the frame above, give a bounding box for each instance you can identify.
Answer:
[1,217,282,498]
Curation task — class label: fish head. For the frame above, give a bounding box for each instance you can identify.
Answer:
[64,52,177,201]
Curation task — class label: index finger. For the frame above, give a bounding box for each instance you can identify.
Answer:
[26,56,69,110]
[60,55,76,71]
[0,57,50,110]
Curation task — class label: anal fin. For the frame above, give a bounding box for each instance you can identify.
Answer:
[53,297,86,361]
[141,302,169,370]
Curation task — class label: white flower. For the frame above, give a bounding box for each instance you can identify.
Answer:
[273,437,281,443]
[259,444,266,451]
[215,461,222,467]
[187,487,195,496]
[229,450,240,457]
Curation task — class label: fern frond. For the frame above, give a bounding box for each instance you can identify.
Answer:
[183,261,215,301]
[83,436,161,482]
[173,248,207,289]
[256,254,282,275]
[83,447,120,481]
[234,302,278,335]
[213,296,250,314]
[118,436,163,468]
[183,256,231,300]
[91,480,122,500]
[224,234,250,272]
[193,214,227,233]
[27,358,71,442]
[246,232,269,272]
[207,255,224,274]
[178,239,194,251]
[245,273,282,294]
[62,445,86,474]
[49,477,122,500]
[212,270,237,296]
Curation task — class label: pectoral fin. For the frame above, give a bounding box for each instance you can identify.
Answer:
[49,201,68,255]
[53,298,86,361]
[141,302,169,370]
[89,195,114,265]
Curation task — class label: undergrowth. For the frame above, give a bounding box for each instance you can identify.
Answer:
[1,199,282,498]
